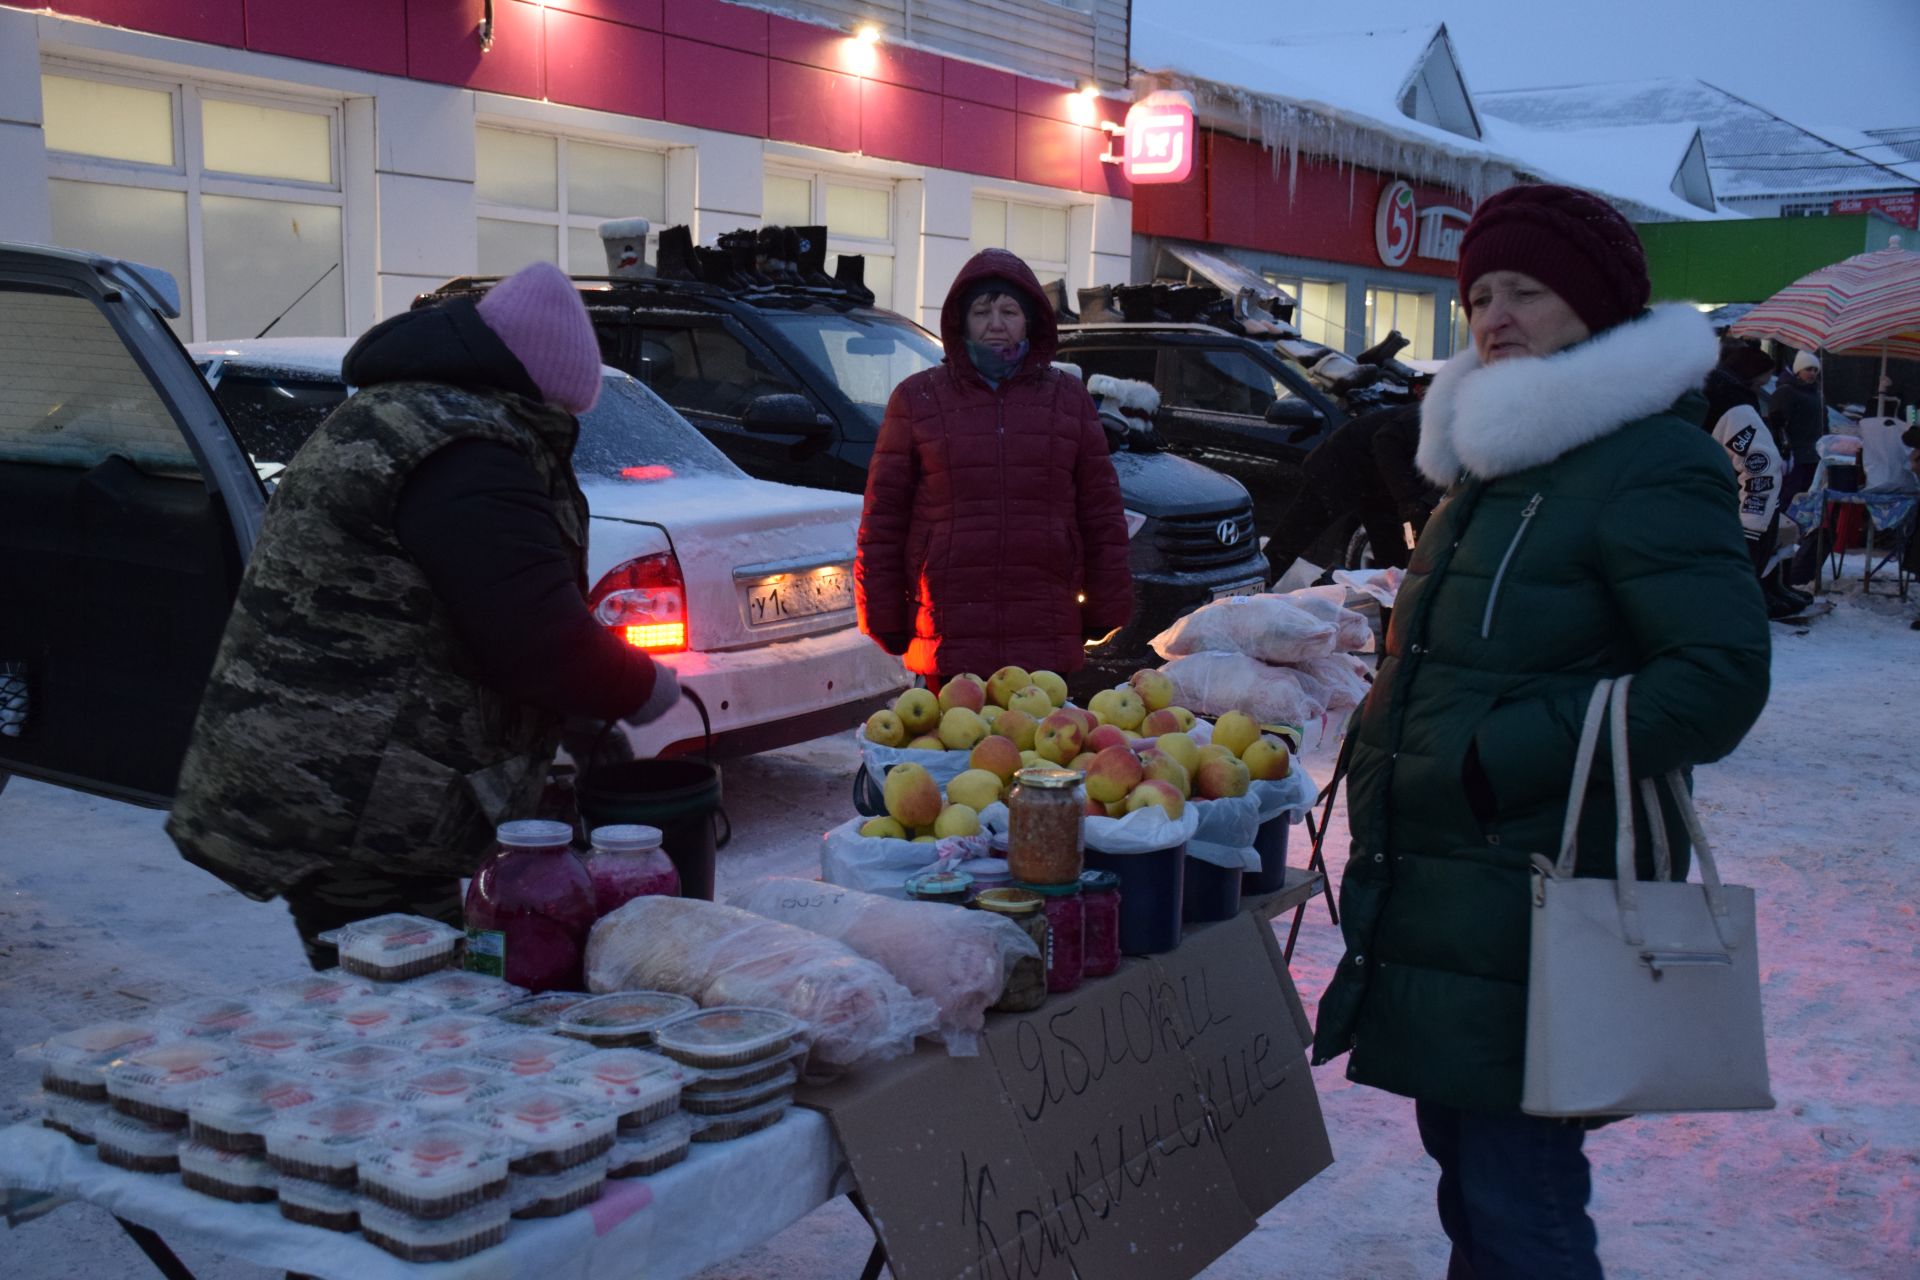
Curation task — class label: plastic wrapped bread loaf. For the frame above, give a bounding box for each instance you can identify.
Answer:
[584,896,938,1070]
[729,879,1039,1055]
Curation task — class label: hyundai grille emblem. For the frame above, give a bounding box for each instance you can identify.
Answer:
[1216,519,1242,546]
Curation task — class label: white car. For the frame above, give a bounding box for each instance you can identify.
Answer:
[187,338,907,763]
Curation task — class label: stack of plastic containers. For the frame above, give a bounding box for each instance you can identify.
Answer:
[321,914,466,983]
[35,1022,160,1145]
[554,991,697,1049]
[549,1049,692,1178]
[481,1086,619,1219]
[182,1069,323,1201]
[492,991,594,1030]
[473,1032,593,1082]
[356,1123,515,1260]
[99,1041,234,1173]
[652,1008,804,1144]
[264,1095,412,1232]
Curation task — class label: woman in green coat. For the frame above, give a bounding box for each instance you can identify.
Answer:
[1312,185,1771,1279]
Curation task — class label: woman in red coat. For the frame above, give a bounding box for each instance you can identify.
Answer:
[856,249,1132,684]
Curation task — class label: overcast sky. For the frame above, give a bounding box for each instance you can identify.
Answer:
[1216,0,1920,133]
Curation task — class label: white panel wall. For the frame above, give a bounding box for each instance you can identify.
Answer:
[0,7,50,244]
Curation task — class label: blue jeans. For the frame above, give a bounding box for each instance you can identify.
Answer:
[1415,1102,1603,1280]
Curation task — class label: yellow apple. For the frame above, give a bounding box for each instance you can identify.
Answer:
[986,666,1033,708]
[969,735,1022,783]
[1212,710,1261,759]
[938,674,987,714]
[1029,670,1069,708]
[933,803,981,838]
[946,768,1004,812]
[864,709,906,747]
[1128,668,1177,712]
[882,763,943,829]
[995,707,1039,751]
[859,815,907,839]
[1195,755,1251,799]
[980,704,1005,728]
[893,687,940,735]
[1154,731,1201,775]
[907,734,945,751]
[1034,711,1088,765]
[937,706,988,752]
[1139,747,1192,799]
[1007,685,1054,721]
[1242,735,1293,781]
[1085,744,1145,805]
[1124,778,1186,821]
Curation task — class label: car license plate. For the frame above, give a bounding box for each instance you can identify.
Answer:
[1212,576,1265,601]
[747,568,854,625]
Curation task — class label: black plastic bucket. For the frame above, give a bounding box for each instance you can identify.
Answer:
[1182,854,1243,923]
[578,757,729,902]
[1241,813,1296,895]
[1082,843,1185,955]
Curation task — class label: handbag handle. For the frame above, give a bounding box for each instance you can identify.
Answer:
[1549,678,1616,878]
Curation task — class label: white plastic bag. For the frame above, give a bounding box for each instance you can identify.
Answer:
[585,896,939,1070]
[729,878,1039,1055]
[856,729,973,791]
[1084,804,1202,855]
[1295,653,1372,712]
[1159,652,1327,724]
[1149,594,1338,665]
[1333,566,1405,609]
[1187,794,1263,870]
[1251,766,1320,824]
[1281,584,1374,653]
[820,818,992,898]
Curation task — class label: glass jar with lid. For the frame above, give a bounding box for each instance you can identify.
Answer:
[464,820,598,993]
[1005,767,1084,886]
[1078,870,1122,978]
[904,869,973,905]
[1017,881,1086,994]
[974,888,1048,1012]
[584,824,679,919]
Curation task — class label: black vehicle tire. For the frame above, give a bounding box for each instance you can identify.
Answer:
[1345,523,1377,570]
[1300,515,1359,574]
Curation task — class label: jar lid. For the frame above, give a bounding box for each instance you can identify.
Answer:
[904,870,973,897]
[496,819,576,848]
[590,824,663,853]
[1013,880,1082,897]
[974,887,1044,916]
[1014,767,1084,790]
[1079,869,1121,892]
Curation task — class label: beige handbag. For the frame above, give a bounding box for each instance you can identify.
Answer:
[1521,676,1775,1118]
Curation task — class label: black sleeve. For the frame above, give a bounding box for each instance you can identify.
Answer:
[393,440,659,721]
[1370,406,1430,508]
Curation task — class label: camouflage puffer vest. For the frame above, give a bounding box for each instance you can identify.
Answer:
[166,382,589,900]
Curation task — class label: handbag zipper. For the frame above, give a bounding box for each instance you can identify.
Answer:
[1480,493,1544,640]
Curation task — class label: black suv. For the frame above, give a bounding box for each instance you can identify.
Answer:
[1055,322,1353,558]
[422,269,1267,698]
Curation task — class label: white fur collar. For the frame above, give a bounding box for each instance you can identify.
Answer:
[1416,303,1718,486]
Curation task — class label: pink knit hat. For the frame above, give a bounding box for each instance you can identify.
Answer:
[476,261,601,414]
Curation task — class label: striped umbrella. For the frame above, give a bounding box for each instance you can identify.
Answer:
[1731,239,1920,364]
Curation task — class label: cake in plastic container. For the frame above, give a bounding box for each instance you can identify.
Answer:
[606,1113,692,1178]
[686,1097,790,1144]
[38,1021,162,1101]
[319,997,422,1040]
[277,1176,359,1232]
[255,970,375,1010]
[680,1042,807,1094]
[554,991,696,1048]
[387,1013,507,1057]
[651,1007,802,1071]
[231,1017,335,1063]
[263,1094,411,1187]
[677,1066,797,1117]
[473,1032,593,1080]
[179,1139,278,1203]
[39,1092,106,1144]
[389,969,528,1015]
[482,1086,618,1174]
[388,1064,512,1118]
[303,1042,415,1089]
[320,914,465,982]
[95,1110,184,1173]
[357,1122,512,1218]
[551,1050,688,1131]
[156,996,262,1040]
[105,1040,231,1128]
[358,1197,510,1263]
[493,991,593,1030]
[509,1152,609,1218]
[188,1069,322,1153]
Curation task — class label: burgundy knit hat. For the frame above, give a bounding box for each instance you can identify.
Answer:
[476,261,601,414]
[1456,184,1651,335]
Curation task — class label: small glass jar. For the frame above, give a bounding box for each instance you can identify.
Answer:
[1018,881,1085,994]
[904,870,973,905]
[1078,870,1122,979]
[584,824,679,920]
[1005,768,1085,886]
[464,820,599,994]
[974,889,1048,1012]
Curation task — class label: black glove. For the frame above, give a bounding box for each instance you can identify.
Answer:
[873,632,911,657]
[621,664,682,727]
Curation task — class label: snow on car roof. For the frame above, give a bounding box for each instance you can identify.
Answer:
[189,338,625,382]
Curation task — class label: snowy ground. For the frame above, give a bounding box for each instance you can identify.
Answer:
[1,564,1915,1279]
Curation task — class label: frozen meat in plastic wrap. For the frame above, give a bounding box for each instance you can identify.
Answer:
[1279,585,1374,653]
[1159,652,1326,725]
[1295,653,1372,712]
[1149,594,1337,665]
[727,878,1039,1055]
[583,896,938,1071]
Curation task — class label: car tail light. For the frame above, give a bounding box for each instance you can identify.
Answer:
[588,551,688,652]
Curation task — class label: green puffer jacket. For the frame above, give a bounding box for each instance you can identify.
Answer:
[1311,305,1772,1114]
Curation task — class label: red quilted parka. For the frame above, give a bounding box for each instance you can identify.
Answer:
[856,249,1133,678]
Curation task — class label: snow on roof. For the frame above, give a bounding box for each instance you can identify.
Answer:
[1805,124,1920,188]
[1480,120,1741,222]
[1480,79,1920,199]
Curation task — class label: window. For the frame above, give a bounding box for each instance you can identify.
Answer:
[1167,348,1295,417]
[1448,297,1470,358]
[757,310,943,431]
[629,325,803,420]
[1364,287,1437,359]
[971,196,1070,287]
[1067,346,1159,386]
[41,67,346,343]
[476,126,668,276]
[1262,273,1350,351]
[764,170,896,308]
[206,367,349,465]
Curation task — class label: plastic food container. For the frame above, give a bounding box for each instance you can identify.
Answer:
[475,1032,594,1080]
[390,1013,508,1056]
[1079,870,1122,978]
[493,991,594,1030]
[39,1092,106,1145]
[156,997,262,1040]
[188,1069,322,1153]
[509,1153,610,1219]
[38,1022,162,1101]
[687,1097,789,1144]
[358,1198,510,1263]
[607,1113,693,1178]
[264,1095,412,1187]
[320,997,422,1040]
[388,1064,513,1118]
[482,1086,618,1174]
[321,914,465,983]
[255,971,375,1010]
[1016,880,1085,994]
[975,889,1048,1012]
[278,1176,359,1232]
[651,1007,802,1071]
[1005,767,1085,885]
[548,1049,687,1130]
[904,869,973,904]
[554,991,697,1049]
[1084,844,1186,956]
[232,1018,335,1063]
[179,1139,278,1203]
[678,1067,796,1117]
[303,1042,415,1089]
[96,1110,183,1173]
[388,970,528,1015]
[680,1043,806,1094]
[105,1040,231,1129]
[358,1122,513,1219]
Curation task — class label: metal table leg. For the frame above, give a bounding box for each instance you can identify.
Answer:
[847,1190,890,1280]
[114,1217,198,1280]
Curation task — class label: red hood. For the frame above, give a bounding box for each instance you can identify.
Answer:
[939,248,1058,381]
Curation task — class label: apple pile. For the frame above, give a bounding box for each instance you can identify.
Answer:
[865,666,1083,758]
[1082,692,1294,824]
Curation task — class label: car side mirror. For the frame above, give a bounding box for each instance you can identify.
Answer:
[742,393,831,438]
[1264,398,1324,429]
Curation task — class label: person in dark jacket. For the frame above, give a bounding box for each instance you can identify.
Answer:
[1313,185,1771,1279]
[167,262,679,967]
[1262,400,1436,584]
[855,249,1132,683]
[1769,349,1826,504]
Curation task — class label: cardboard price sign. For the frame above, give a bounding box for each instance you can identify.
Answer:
[802,912,1332,1280]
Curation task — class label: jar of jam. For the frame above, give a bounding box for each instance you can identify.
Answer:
[1078,870,1122,978]
[584,824,679,919]
[904,870,973,905]
[464,821,598,994]
[1005,768,1084,886]
[974,889,1047,1013]
[1017,882,1085,995]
